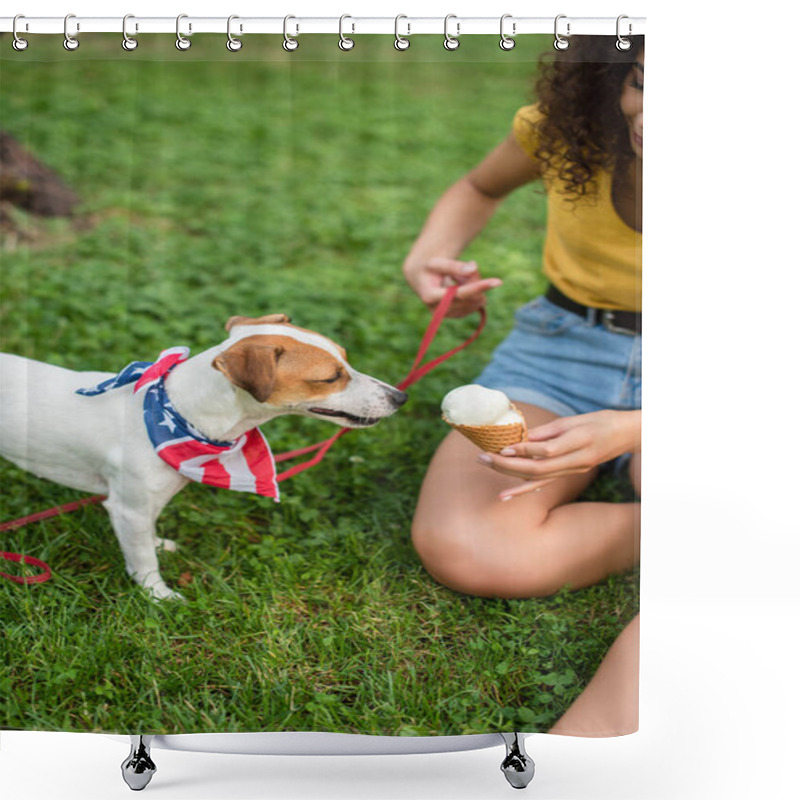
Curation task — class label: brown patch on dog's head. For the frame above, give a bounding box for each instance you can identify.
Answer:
[212,334,351,405]
[224,313,291,332]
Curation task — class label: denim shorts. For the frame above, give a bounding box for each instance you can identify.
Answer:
[475,295,641,418]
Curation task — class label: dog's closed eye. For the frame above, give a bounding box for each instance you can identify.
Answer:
[310,369,343,385]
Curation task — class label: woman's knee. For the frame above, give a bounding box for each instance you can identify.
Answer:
[410,513,484,594]
[410,508,563,599]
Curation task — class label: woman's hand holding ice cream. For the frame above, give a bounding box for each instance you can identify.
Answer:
[479,410,642,501]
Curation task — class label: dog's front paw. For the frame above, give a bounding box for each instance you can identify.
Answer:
[145,581,185,602]
[155,537,179,552]
[154,587,186,602]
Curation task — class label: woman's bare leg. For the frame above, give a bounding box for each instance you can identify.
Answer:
[411,402,640,598]
[549,614,640,736]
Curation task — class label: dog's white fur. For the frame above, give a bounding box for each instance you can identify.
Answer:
[0,316,406,600]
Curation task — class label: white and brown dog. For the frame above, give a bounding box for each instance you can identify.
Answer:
[0,314,406,599]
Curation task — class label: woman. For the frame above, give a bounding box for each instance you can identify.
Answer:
[403,36,644,601]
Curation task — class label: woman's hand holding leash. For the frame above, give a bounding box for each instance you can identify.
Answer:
[407,258,502,318]
[479,409,641,500]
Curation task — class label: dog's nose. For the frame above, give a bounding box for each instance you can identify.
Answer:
[389,387,408,408]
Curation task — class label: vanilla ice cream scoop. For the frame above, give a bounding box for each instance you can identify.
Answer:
[441,384,527,452]
[441,384,512,426]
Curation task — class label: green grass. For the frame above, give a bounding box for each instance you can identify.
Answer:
[0,34,637,735]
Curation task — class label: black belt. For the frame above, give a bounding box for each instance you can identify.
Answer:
[545,284,641,335]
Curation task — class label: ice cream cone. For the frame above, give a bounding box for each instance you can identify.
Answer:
[443,404,527,453]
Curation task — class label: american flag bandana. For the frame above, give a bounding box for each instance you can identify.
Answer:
[76,347,280,501]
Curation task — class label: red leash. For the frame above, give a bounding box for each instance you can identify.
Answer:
[0,552,52,584]
[0,287,485,584]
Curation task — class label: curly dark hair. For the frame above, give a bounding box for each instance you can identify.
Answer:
[531,35,644,199]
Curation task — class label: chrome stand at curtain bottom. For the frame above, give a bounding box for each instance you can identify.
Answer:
[121,735,157,791]
[120,732,535,791]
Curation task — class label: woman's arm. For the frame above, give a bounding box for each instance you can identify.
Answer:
[403,131,543,318]
[479,409,642,499]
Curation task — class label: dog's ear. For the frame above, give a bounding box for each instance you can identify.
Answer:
[212,339,285,403]
[225,314,291,332]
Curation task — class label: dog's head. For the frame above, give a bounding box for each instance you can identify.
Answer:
[211,314,407,428]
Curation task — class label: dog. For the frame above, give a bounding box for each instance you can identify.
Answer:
[0,313,407,599]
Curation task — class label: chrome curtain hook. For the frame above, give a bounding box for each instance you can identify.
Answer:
[499,14,516,50]
[394,15,410,51]
[443,14,460,51]
[63,13,80,51]
[12,14,29,51]
[122,14,138,51]
[553,14,570,51]
[227,15,243,51]
[616,15,632,51]
[176,14,191,51]
[339,14,355,50]
[283,15,299,51]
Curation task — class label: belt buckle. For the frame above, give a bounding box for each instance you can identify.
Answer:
[600,310,637,336]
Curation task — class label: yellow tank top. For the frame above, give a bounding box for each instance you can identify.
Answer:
[513,105,642,312]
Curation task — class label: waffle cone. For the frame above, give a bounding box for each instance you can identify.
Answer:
[443,405,527,453]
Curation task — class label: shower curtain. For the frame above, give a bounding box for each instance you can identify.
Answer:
[1,26,641,749]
